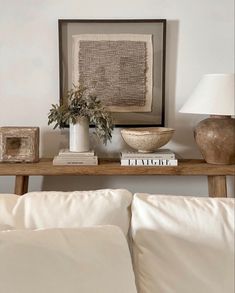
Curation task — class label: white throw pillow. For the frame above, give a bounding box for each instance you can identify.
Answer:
[0,194,18,230]
[13,189,132,235]
[0,226,137,293]
[131,193,234,293]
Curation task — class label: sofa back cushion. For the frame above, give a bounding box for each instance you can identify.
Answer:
[13,189,132,235]
[131,193,234,293]
[0,194,18,230]
[0,226,137,293]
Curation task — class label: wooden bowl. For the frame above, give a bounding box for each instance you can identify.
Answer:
[121,127,174,153]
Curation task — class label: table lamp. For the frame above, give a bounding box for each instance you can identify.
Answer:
[179,73,235,164]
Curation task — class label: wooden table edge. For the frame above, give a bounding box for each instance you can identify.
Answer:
[0,159,234,197]
[0,158,234,176]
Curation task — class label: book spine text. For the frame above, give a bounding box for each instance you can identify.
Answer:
[121,159,178,166]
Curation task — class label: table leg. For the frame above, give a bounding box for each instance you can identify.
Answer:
[208,175,227,197]
[14,175,29,195]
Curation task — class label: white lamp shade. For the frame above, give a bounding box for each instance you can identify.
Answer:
[179,74,235,115]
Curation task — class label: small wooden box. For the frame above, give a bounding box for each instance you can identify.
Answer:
[0,127,39,162]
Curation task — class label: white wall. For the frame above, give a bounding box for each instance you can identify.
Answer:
[0,0,234,196]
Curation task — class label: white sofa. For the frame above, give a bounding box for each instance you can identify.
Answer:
[0,190,234,293]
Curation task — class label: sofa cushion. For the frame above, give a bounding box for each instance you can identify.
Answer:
[131,193,234,293]
[13,189,132,235]
[0,226,137,293]
[0,194,18,231]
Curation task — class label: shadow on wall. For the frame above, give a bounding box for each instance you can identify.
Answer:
[164,20,194,157]
[40,128,68,158]
[40,175,209,196]
[165,19,179,128]
[165,20,202,158]
[41,176,114,192]
[174,113,204,158]
[40,127,130,158]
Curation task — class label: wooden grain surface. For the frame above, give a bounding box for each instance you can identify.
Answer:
[0,158,234,176]
[208,175,228,197]
[14,175,29,195]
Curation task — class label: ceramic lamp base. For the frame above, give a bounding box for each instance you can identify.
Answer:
[194,116,235,164]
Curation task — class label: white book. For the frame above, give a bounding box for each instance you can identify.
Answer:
[54,155,98,161]
[121,149,175,160]
[121,159,178,166]
[53,161,98,166]
[53,156,98,165]
[53,157,98,163]
[58,149,95,157]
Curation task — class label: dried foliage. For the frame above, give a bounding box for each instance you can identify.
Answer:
[48,85,113,145]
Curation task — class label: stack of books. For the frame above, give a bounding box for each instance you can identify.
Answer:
[120,149,178,166]
[53,149,98,165]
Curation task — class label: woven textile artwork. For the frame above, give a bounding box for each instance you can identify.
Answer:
[72,34,153,112]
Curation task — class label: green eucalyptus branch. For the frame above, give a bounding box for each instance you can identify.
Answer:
[48,85,114,145]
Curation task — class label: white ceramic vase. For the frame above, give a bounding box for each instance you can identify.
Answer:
[69,117,90,152]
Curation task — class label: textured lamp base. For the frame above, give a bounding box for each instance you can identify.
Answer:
[194,116,235,164]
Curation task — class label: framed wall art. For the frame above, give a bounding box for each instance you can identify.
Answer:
[59,19,166,127]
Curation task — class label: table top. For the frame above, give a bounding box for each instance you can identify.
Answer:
[0,158,234,176]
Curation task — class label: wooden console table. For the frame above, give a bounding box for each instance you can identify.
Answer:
[0,159,234,197]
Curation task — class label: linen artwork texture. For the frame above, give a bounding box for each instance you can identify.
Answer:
[72,34,153,112]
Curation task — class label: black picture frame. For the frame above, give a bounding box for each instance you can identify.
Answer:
[58,19,166,127]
